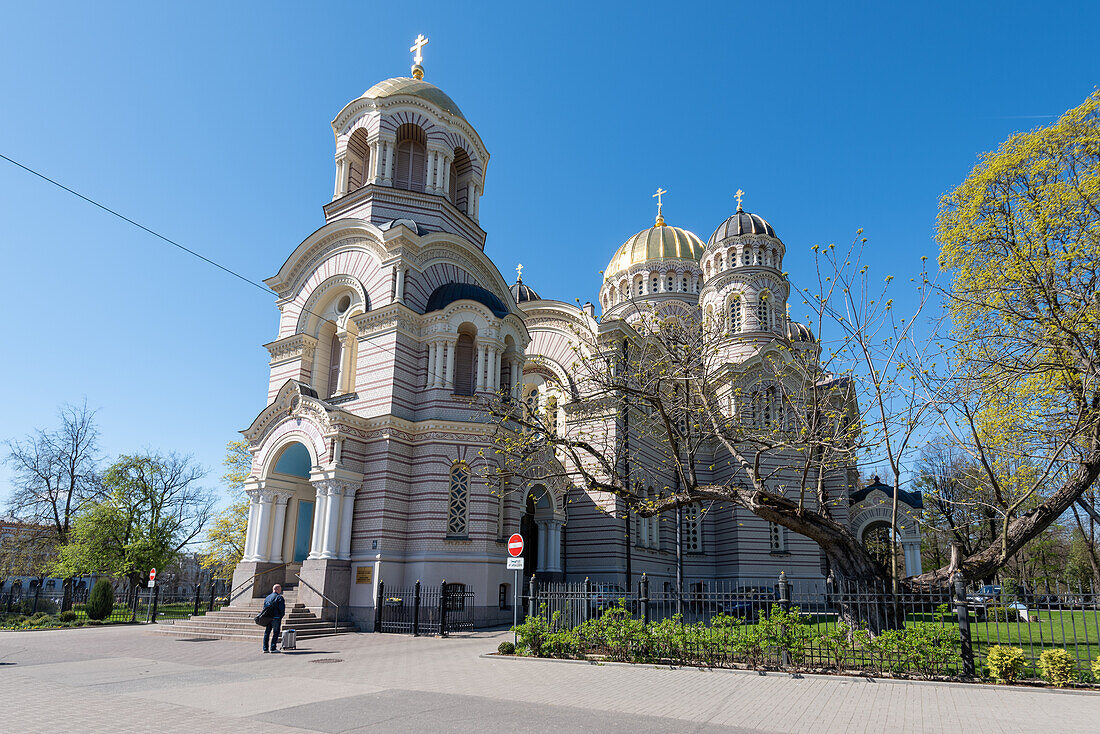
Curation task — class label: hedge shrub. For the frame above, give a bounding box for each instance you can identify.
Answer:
[986,645,1026,682]
[1038,649,1076,687]
[86,579,115,621]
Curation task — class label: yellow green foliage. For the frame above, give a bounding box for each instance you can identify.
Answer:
[986,645,1025,682]
[1038,648,1076,687]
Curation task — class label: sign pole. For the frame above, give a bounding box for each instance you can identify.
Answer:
[513,567,518,647]
[506,533,524,649]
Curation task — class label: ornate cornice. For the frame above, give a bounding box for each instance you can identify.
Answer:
[264,334,319,365]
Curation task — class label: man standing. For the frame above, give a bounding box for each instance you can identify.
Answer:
[262,584,286,653]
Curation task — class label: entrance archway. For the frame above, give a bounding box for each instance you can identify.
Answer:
[520,484,564,581]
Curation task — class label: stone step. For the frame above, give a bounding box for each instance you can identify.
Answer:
[154,623,357,640]
[168,619,344,632]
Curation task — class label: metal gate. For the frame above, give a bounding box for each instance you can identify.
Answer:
[374,580,475,635]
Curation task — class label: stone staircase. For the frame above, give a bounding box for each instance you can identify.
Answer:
[154,583,357,642]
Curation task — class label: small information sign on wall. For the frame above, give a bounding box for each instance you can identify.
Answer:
[355,566,373,584]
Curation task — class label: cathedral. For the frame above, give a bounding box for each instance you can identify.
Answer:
[231,39,923,628]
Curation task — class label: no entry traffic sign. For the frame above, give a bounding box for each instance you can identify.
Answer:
[507,533,524,557]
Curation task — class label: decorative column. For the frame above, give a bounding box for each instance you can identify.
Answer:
[382,140,394,186]
[371,141,384,183]
[444,339,456,390]
[395,265,406,303]
[472,184,480,220]
[425,338,436,389]
[268,492,292,564]
[544,520,564,573]
[425,150,437,193]
[338,483,358,560]
[333,155,349,199]
[434,342,447,388]
[254,491,276,562]
[242,490,262,562]
[487,347,498,392]
[319,482,342,559]
[536,521,550,572]
[511,361,521,401]
[476,343,488,391]
[466,181,475,215]
[441,154,451,199]
[308,482,327,560]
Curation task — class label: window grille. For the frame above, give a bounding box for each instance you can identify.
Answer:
[684,507,702,553]
[730,298,742,333]
[447,463,470,537]
[769,522,786,552]
[757,296,770,331]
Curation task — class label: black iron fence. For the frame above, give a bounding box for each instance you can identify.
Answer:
[1,582,227,626]
[522,574,1100,682]
[374,580,476,636]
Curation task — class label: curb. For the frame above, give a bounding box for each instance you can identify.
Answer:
[478,653,1100,696]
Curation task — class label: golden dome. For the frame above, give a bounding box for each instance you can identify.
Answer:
[604,223,705,280]
[362,77,465,120]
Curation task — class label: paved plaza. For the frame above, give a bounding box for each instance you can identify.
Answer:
[2,626,1099,733]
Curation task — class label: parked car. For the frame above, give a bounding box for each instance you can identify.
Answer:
[721,586,778,620]
[588,583,634,616]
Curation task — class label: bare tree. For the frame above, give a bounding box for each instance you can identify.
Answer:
[5,401,99,608]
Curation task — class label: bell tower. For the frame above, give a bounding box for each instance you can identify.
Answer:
[323,36,491,248]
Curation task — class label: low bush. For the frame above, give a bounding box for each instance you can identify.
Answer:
[58,610,77,623]
[1038,649,1076,687]
[1091,656,1100,682]
[86,619,104,626]
[497,641,515,655]
[986,646,1026,682]
[511,605,554,657]
[985,606,1018,623]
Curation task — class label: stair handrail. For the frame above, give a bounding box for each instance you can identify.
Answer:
[228,562,290,606]
[295,573,340,631]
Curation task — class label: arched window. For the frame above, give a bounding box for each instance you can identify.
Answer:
[453,331,476,395]
[451,147,473,212]
[635,277,644,297]
[729,296,742,333]
[346,129,371,191]
[757,293,771,331]
[394,124,427,192]
[651,276,659,293]
[681,275,688,292]
[326,333,343,398]
[667,274,675,291]
[447,462,470,537]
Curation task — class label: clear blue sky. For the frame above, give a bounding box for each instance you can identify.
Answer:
[1,1,1097,500]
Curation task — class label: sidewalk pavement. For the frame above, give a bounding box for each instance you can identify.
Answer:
[2,625,1098,733]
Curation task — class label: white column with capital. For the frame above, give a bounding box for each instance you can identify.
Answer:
[371,141,384,183]
[396,266,406,303]
[268,493,291,564]
[320,483,342,559]
[333,156,348,199]
[254,491,275,563]
[511,361,521,401]
[536,521,549,572]
[382,140,394,185]
[440,154,451,199]
[338,484,358,560]
[425,339,436,389]
[545,520,563,573]
[308,482,327,560]
[472,184,480,220]
[444,340,456,390]
[425,150,437,193]
[242,490,262,562]
[466,181,475,214]
[476,343,487,391]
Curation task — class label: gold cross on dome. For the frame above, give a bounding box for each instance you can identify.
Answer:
[516,263,524,281]
[735,189,744,211]
[410,34,429,66]
[653,187,667,225]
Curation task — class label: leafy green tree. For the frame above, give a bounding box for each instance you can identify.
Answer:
[930,89,1100,587]
[54,453,214,589]
[85,578,114,620]
[199,441,251,579]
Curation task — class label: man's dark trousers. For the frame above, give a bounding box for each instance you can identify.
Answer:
[264,617,282,651]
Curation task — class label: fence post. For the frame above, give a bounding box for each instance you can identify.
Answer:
[374,580,385,633]
[778,572,791,667]
[193,585,201,617]
[641,573,650,625]
[150,584,160,624]
[33,584,41,614]
[583,577,591,622]
[413,580,422,637]
[953,572,975,677]
[528,575,538,621]
[208,583,216,611]
[439,580,448,637]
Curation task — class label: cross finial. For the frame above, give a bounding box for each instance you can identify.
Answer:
[516,263,524,282]
[653,187,667,226]
[735,189,744,212]
[410,34,429,79]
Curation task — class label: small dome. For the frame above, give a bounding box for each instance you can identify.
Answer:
[363,77,465,120]
[426,282,508,318]
[605,224,705,280]
[708,208,776,246]
[510,278,541,304]
[787,321,815,343]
